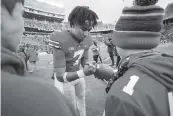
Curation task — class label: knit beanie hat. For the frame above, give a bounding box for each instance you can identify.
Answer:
[113,0,164,49]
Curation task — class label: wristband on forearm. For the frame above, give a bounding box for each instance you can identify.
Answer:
[77,70,86,78]
[113,69,118,73]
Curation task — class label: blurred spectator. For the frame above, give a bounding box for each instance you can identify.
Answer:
[27,46,39,73]
[17,46,28,75]
[161,23,173,43]
[104,38,115,66]
[114,47,121,68]
[91,41,103,63]
[1,0,79,115]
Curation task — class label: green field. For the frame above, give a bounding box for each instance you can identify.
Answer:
[27,43,173,116]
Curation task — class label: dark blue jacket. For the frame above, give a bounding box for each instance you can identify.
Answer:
[105,52,173,116]
[1,47,78,116]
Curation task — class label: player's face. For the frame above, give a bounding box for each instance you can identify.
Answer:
[1,3,24,52]
[73,20,93,41]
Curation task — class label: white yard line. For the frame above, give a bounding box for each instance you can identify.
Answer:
[103,57,110,61]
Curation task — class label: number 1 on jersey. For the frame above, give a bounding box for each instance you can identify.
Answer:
[123,75,139,96]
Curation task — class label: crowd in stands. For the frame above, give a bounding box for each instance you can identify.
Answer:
[161,23,173,43]
[91,23,115,32]
[24,18,114,32]
[24,18,62,31]
[20,34,52,53]
[22,16,173,53]
[22,34,50,45]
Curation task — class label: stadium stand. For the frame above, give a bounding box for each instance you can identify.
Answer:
[91,21,115,32]
[161,2,173,43]
[21,0,116,52]
[20,0,65,53]
[24,18,62,31]
[90,21,115,43]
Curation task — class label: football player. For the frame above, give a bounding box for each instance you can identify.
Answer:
[49,6,98,116]
[1,0,79,116]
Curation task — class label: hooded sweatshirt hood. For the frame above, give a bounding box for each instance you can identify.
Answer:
[1,47,25,76]
[123,51,173,91]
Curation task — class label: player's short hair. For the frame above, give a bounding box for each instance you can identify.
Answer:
[68,6,99,27]
[1,0,24,15]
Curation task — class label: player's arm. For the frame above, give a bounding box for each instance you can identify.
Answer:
[50,40,95,83]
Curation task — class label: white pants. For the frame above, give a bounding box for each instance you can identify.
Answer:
[102,110,105,116]
[54,73,64,94]
[54,74,86,116]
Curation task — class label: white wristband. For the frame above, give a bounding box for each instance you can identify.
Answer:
[97,64,100,68]
[113,69,118,73]
[77,70,86,78]
[63,72,68,83]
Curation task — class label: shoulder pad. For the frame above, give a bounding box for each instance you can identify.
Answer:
[50,31,67,42]
[49,31,69,49]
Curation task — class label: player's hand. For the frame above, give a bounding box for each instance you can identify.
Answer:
[94,64,117,81]
[83,61,97,76]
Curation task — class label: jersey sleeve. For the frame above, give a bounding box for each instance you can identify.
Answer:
[49,33,62,49]
[49,32,65,68]
[49,32,66,80]
[52,47,66,69]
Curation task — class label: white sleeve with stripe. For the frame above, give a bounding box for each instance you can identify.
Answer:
[49,39,61,49]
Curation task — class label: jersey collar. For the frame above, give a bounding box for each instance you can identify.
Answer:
[68,31,83,44]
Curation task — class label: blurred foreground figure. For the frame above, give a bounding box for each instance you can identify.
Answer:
[1,0,79,116]
[17,46,28,74]
[27,46,39,73]
[94,0,173,116]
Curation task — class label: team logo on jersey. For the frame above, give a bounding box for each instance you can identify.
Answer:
[84,45,88,48]
[69,47,75,51]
